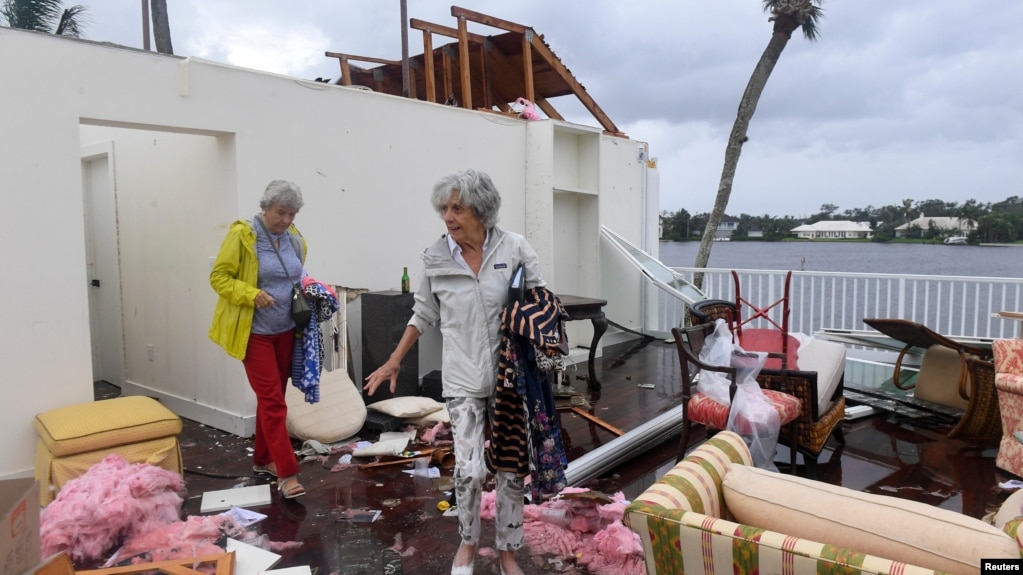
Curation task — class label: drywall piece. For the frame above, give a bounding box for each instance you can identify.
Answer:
[261,567,313,575]
[225,537,281,574]
[200,484,272,513]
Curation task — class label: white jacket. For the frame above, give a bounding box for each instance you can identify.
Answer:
[408,226,545,398]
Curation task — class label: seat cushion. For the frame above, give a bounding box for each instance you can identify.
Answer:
[34,436,182,506]
[916,345,969,409]
[737,328,800,370]
[689,389,801,432]
[796,337,846,415]
[35,396,182,457]
[286,367,366,444]
[723,464,1019,575]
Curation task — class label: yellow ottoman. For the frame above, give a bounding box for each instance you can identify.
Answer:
[34,396,183,506]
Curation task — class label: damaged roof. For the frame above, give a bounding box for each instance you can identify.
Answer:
[325,5,624,137]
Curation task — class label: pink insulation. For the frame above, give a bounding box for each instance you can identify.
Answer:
[40,454,185,562]
[480,487,645,575]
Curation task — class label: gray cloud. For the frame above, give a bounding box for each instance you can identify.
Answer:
[72,0,1023,216]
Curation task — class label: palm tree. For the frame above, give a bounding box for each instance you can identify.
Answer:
[1,0,89,37]
[149,0,173,54]
[693,0,823,289]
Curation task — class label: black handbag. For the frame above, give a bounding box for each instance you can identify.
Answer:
[290,285,312,327]
[256,216,312,328]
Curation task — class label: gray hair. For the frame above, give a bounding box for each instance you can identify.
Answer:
[430,169,501,228]
[259,180,304,211]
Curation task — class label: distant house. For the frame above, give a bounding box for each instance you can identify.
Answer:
[791,220,873,240]
[716,215,738,239]
[894,215,976,237]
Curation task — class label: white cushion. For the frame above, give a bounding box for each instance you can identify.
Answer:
[916,345,969,409]
[994,489,1023,530]
[286,368,366,444]
[723,464,1018,575]
[367,396,443,419]
[796,337,846,415]
[409,407,450,425]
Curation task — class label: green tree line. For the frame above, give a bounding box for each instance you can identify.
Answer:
[660,196,1023,244]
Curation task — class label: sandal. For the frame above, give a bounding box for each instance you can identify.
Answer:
[253,463,278,477]
[278,476,306,499]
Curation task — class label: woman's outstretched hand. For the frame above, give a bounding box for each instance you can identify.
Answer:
[364,359,400,396]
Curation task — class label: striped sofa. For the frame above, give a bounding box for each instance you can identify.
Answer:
[625,431,1023,575]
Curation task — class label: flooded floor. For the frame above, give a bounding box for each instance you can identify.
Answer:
[91,335,1014,574]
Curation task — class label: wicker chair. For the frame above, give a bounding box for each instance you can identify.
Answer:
[671,323,801,472]
[756,366,846,477]
[864,318,999,439]
[689,299,738,327]
[947,356,1001,440]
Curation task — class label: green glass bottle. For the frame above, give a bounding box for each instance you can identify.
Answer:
[401,267,410,293]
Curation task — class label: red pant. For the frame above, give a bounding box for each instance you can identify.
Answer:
[243,331,299,478]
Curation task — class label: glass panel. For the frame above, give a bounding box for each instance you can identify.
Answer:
[600,226,707,304]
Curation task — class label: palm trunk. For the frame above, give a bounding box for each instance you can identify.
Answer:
[151,0,173,54]
[692,30,792,290]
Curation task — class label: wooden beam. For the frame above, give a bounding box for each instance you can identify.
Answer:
[449,5,622,134]
[478,43,489,109]
[535,97,563,121]
[442,46,454,104]
[527,35,622,135]
[325,51,401,67]
[456,15,472,109]
[410,18,486,43]
[421,30,436,102]
[521,33,534,103]
[325,51,353,86]
[78,552,235,575]
[450,6,528,34]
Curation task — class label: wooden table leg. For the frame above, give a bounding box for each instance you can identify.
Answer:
[587,314,608,389]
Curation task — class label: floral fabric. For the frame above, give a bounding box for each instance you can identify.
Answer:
[995,339,1023,476]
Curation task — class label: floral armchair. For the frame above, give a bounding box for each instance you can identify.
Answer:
[994,339,1023,477]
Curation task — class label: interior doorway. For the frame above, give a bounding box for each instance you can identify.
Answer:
[81,142,125,386]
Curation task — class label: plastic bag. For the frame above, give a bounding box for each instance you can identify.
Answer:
[695,319,734,405]
[726,350,781,472]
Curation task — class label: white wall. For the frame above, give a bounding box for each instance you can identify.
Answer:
[0,28,656,478]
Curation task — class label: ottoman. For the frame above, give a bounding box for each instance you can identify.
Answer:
[34,395,183,506]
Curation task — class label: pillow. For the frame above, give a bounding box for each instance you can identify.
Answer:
[409,407,450,425]
[367,396,443,419]
[286,368,366,444]
[722,464,1018,575]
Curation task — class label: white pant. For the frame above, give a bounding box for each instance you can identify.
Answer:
[447,397,524,551]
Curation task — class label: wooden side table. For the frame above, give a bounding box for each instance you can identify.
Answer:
[559,295,609,389]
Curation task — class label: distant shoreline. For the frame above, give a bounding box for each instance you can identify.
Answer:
[661,239,1023,247]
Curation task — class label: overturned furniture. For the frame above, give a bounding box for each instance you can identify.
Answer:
[862,317,999,440]
[34,395,182,506]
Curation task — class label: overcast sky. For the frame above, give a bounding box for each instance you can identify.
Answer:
[71,1,1022,218]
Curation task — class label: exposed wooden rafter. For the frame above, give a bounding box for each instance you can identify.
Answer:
[324,5,623,136]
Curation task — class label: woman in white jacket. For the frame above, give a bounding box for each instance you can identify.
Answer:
[364,169,543,575]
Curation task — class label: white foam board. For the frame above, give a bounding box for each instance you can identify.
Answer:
[226,537,281,574]
[261,567,313,575]
[200,484,272,513]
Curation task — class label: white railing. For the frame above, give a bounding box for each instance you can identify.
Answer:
[653,268,1023,341]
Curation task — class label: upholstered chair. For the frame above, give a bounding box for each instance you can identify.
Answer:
[994,339,1023,477]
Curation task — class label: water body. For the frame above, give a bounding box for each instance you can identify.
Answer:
[657,241,1023,279]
